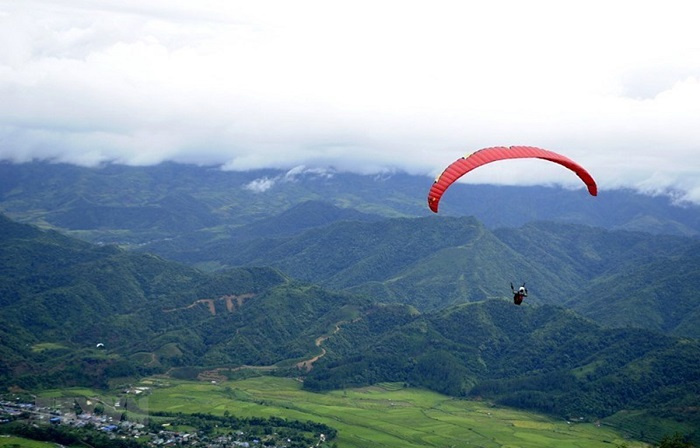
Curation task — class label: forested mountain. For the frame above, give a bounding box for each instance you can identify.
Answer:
[144,209,700,338]
[305,300,700,425]
[1,214,699,438]
[164,216,553,308]
[0,214,284,341]
[568,245,700,337]
[1,213,358,388]
[2,161,700,442]
[2,162,699,245]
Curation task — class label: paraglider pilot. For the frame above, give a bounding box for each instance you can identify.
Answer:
[511,282,527,305]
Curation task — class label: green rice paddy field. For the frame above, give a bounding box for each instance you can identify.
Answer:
[130,376,648,448]
[0,435,56,447]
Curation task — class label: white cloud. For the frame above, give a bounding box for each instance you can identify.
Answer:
[242,165,335,193]
[1,0,700,201]
[243,176,276,193]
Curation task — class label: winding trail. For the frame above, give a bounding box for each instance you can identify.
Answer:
[296,319,359,372]
[295,324,340,372]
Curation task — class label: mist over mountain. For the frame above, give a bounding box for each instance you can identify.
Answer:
[1,162,699,245]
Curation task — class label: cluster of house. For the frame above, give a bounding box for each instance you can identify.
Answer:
[0,400,32,423]
[1,399,120,429]
[1,399,321,448]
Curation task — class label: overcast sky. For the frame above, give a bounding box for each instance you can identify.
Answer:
[1,1,700,202]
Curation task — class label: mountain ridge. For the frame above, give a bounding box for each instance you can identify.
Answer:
[149,211,700,337]
[2,162,699,243]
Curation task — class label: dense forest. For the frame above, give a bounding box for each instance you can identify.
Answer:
[1,162,699,445]
[1,213,699,439]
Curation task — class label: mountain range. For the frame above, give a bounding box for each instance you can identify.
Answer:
[1,211,699,430]
[134,203,700,338]
[1,161,699,442]
[2,162,699,244]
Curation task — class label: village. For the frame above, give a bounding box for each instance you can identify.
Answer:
[1,397,330,448]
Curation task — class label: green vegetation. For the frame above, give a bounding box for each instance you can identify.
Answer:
[657,433,697,448]
[152,377,654,447]
[2,165,700,448]
[171,214,700,337]
[30,343,68,353]
[605,411,699,446]
[1,425,142,448]
[2,214,699,443]
[304,300,700,431]
[34,377,651,448]
[0,436,58,448]
[147,411,337,447]
[2,162,699,241]
[3,162,700,336]
[160,212,700,338]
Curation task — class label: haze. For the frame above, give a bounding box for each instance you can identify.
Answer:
[1,0,699,202]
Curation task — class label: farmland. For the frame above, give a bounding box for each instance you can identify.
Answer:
[43,376,649,448]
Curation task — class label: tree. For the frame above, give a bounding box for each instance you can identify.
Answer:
[658,433,695,448]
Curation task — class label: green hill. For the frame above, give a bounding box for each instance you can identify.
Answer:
[167,216,565,308]
[305,299,700,432]
[164,214,700,338]
[495,222,700,337]
[0,214,332,387]
[568,245,700,338]
[1,214,699,442]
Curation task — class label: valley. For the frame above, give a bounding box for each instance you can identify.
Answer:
[1,162,699,447]
[11,377,652,448]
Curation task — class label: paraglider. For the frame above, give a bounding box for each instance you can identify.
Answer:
[427,146,597,213]
[511,282,527,305]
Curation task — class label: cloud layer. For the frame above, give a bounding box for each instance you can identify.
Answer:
[2,0,700,201]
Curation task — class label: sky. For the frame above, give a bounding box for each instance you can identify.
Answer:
[1,0,700,202]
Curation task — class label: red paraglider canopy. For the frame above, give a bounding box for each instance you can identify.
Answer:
[428,146,597,213]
